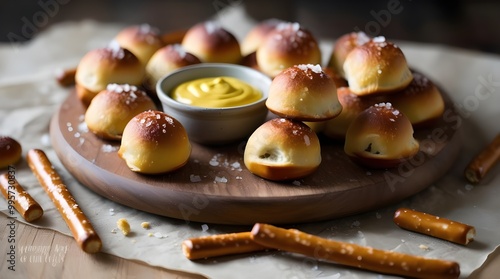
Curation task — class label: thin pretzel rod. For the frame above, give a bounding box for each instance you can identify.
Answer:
[182,232,267,260]
[27,149,102,253]
[251,223,460,279]
[0,173,43,222]
[464,133,500,184]
[394,208,475,245]
[55,67,77,87]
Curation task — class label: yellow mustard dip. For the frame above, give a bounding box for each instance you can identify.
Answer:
[171,76,262,108]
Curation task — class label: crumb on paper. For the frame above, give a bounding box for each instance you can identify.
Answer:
[141,222,151,229]
[111,228,117,234]
[153,232,167,239]
[419,244,430,251]
[148,233,153,237]
[109,208,115,216]
[117,218,131,236]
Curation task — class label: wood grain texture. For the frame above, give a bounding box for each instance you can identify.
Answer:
[49,90,461,225]
[0,214,204,279]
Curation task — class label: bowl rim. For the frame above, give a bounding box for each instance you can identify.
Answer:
[156,63,272,112]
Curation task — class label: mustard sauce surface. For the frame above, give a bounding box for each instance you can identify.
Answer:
[171,77,262,108]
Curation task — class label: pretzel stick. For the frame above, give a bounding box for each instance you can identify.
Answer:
[55,67,77,87]
[394,208,475,245]
[27,149,102,253]
[182,232,267,260]
[0,173,43,222]
[464,133,500,184]
[251,223,460,279]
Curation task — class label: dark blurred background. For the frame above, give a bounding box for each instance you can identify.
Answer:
[1,0,499,54]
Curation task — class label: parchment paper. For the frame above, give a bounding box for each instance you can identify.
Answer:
[1,6,499,279]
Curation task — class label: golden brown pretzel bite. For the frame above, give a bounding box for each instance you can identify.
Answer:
[394,208,476,246]
[0,173,43,222]
[464,133,500,184]
[182,232,267,260]
[251,223,460,279]
[27,149,102,253]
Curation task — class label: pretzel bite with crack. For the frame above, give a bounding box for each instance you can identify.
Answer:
[244,118,321,181]
[344,102,419,168]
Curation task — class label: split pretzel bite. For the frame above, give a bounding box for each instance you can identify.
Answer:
[394,208,476,246]
[27,149,102,253]
[251,223,460,279]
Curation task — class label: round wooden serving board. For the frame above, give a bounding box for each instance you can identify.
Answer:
[50,90,461,225]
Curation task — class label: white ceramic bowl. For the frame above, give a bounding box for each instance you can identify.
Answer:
[156,63,272,144]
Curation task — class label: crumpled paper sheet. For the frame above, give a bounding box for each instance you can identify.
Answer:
[1,6,500,279]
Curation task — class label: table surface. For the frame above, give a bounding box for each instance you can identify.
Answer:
[0,214,498,279]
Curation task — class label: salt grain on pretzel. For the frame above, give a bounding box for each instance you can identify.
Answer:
[0,173,43,222]
[464,133,500,184]
[394,208,475,246]
[27,149,102,253]
[182,232,267,260]
[251,223,460,279]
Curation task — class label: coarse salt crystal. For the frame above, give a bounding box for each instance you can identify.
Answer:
[372,36,386,43]
[201,224,209,232]
[356,32,370,45]
[190,174,202,182]
[214,176,228,183]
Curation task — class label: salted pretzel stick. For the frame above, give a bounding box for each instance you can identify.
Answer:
[464,133,500,184]
[182,232,267,260]
[251,223,460,279]
[55,67,77,87]
[394,208,475,245]
[27,149,102,253]
[0,173,43,222]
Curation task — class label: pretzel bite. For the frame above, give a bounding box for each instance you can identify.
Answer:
[182,232,267,260]
[27,149,102,253]
[114,24,165,65]
[75,42,145,105]
[343,36,413,96]
[145,44,201,90]
[84,84,156,140]
[394,208,476,245]
[0,174,43,222]
[118,110,191,174]
[266,64,342,122]
[181,21,241,64]
[256,22,321,78]
[344,102,419,168]
[323,87,382,140]
[251,223,460,279]
[241,18,285,56]
[244,118,321,181]
[388,71,445,127]
[0,136,22,169]
[328,31,371,78]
